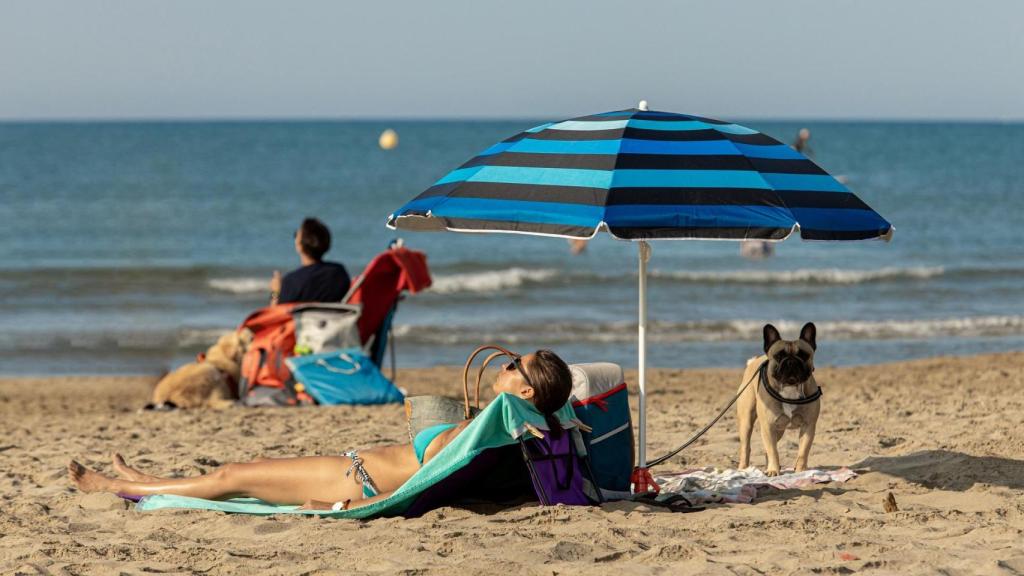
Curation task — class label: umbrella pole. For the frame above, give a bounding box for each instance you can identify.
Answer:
[631,241,659,493]
[638,241,649,467]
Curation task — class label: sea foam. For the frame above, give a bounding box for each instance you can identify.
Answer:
[650,266,945,285]
[392,315,1024,345]
[207,266,948,296]
[428,267,561,294]
[208,277,268,294]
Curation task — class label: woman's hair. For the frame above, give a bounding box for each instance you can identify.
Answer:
[299,217,331,261]
[523,349,573,437]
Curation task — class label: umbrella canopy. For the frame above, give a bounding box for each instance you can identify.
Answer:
[387,105,892,491]
[387,107,893,242]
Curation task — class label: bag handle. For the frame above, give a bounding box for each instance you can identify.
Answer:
[316,352,361,375]
[461,344,519,420]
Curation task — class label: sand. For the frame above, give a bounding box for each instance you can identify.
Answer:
[2,351,1023,575]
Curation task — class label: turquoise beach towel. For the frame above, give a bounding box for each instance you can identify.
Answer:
[135,394,577,519]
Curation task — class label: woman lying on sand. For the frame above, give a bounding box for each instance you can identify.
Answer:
[69,350,571,511]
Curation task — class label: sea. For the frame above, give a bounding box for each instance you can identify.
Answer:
[1,120,1022,375]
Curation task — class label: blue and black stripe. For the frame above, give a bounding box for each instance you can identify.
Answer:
[388,108,893,241]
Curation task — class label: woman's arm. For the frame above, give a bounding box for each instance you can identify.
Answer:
[301,490,396,511]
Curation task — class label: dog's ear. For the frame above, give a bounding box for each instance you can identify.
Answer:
[799,322,817,350]
[763,324,782,354]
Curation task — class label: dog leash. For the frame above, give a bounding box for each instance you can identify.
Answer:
[646,361,765,468]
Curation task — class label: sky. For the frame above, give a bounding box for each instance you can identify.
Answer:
[2,1,1023,121]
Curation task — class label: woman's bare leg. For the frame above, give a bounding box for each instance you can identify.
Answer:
[111,454,161,482]
[69,456,363,505]
[112,453,276,480]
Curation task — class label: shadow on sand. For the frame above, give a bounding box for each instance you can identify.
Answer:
[854,449,1024,491]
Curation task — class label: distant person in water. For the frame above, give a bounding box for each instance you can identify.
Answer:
[568,239,588,255]
[740,239,775,260]
[270,218,351,305]
[792,128,813,158]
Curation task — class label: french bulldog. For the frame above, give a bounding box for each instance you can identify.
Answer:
[736,322,821,476]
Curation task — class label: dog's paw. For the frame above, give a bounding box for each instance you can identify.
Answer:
[765,467,781,477]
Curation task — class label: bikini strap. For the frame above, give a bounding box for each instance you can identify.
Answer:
[342,450,379,497]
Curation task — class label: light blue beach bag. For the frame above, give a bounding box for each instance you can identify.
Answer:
[286,348,404,405]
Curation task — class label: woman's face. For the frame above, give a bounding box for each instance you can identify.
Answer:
[492,352,536,400]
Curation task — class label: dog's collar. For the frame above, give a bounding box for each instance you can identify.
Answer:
[759,361,821,405]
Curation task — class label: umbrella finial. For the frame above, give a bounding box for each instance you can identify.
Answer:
[638,100,649,111]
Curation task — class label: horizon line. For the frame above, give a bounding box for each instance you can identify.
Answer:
[2,115,1024,125]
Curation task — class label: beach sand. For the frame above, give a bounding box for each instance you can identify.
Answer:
[2,351,1023,575]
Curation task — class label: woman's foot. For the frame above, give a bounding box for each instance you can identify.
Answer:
[112,453,159,482]
[68,460,119,493]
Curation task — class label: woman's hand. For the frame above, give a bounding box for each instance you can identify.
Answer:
[299,499,336,511]
[269,271,282,305]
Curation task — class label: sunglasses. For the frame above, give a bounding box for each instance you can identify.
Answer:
[502,354,534,388]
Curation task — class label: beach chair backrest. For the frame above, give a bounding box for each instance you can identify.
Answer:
[344,246,431,344]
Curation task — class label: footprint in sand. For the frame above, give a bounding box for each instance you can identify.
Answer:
[253,521,294,535]
[66,522,100,533]
[997,557,1024,575]
[548,540,594,562]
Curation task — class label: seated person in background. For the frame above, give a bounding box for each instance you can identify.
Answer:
[270,217,351,305]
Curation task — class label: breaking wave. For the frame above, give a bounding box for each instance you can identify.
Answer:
[201,265,1019,296]
[426,268,561,294]
[0,328,234,353]
[203,268,562,296]
[421,265,949,295]
[7,316,1018,353]
[650,266,946,285]
[207,277,268,294]
[393,315,1024,345]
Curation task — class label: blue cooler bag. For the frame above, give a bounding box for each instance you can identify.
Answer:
[286,348,404,405]
[570,363,634,494]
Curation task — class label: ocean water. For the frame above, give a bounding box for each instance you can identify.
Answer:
[1,120,1022,375]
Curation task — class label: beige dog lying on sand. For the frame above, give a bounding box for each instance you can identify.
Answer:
[149,330,252,410]
[736,322,821,475]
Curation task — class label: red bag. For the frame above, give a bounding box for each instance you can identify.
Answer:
[237,303,309,404]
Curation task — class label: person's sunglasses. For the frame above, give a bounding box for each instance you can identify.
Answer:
[502,354,534,388]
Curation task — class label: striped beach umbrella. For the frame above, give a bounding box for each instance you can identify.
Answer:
[387,103,893,490]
